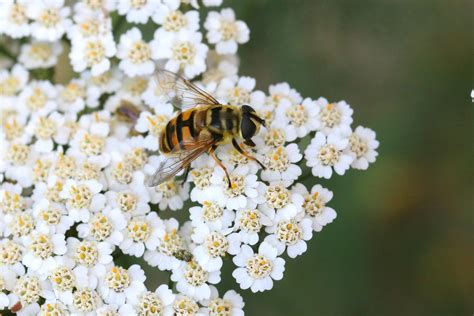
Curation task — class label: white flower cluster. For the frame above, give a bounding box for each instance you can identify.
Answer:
[0,0,379,315]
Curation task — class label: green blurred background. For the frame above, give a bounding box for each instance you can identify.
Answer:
[219,0,473,315]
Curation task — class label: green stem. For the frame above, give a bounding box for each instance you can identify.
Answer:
[113,15,126,38]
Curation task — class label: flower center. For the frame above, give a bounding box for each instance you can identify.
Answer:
[0,240,22,265]
[118,192,138,213]
[68,184,93,209]
[159,228,185,256]
[112,162,134,184]
[0,76,20,96]
[202,201,224,222]
[61,82,85,103]
[26,87,48,110]
[226,87,250,105]
[124,148,148,170]
[264,147,290,172]
[349,133,368,158]
[33,159,51,183]
[1,191,25,213]
[286,104,308,126]
[85,0,105,10]
[128,41,152,64]
[74,241,99,266]
[191,168,213,189]
[320,103,341,128]
[138,291,164,316]
[303,191,325,217]
[79,133,105,156]
[172,42,196,65]
[38,9,60,28]
[10,213,34,237]
[131,0,147,9]
[246,254,273,279]
[73,289,99,312]
[276,219,302,245]
[205,232,229,258]
[30,234,54,259]
[239,210,262,233]
[80,20,101,37]
[36,117,57,139]
[49,266,75,291]
[128,219,151,242]
[124,77,148,95]
[91,70,113,85]
[29,43,53,62]
[39,207,62,225]
[220,21,238,41]
[85,41,106,65]
[4,118,24,140]
[45,180,64,203]
[173,296,199,316]
[7,143,30,165]
[75,162,101,180]
[163,11,188,32]
[265,185,290,209]
[224,175,245,197]
[10,4,27,24]
[90,213,113,241]
[106,266,131,292]
[264,128,286,147]
[14,276,41,305]
[55,154,76,179]
[156,180,178,199]
[318,144,340,166]
[183,261,209,287]
[208,298,233,316]
[39,303,65,316]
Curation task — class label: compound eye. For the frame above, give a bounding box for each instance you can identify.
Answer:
[241,117,256,139]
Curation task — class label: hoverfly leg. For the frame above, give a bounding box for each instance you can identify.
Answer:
[181,165,191,186]
[232,138,266,170]
[209,145,232,188]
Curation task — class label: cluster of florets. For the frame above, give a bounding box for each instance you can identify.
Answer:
[0,0,378,315]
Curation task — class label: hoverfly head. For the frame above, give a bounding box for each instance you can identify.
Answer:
[240,105,266,142]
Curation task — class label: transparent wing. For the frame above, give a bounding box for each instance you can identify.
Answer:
[151,69,220,110]
[146,137,216,187]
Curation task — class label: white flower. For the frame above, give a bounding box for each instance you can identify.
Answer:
[208,166,263,210]
[0,0,30,38]
[152,30,208,79]
[66,237,113,280]
[27,0,72,41]
[60,179,105,223]
[259,183,304,221]
[135,110,174,151]
[144,218,186,271]
[189,201,235,231]
[18,80,58,117]
[346,126,379,170]
[266,82,302,108]
[99,264,146,305]
[274,97,321,141]
[76,206,127,246]
[200,286,244,316]
[119,212,163,257]
[21,231,67,277]
[264,217,313,258]
[171,259,220,300]
[0,64,29,100]
[304,131,353,179]
[119,284,175,316]
[19,41,63,69]
[293,183,337,232]
[153,3,199,36]
[216,76,265,106]
[203,0,223,6]
[205,8,249,55]
[70,34,116,76]
[232,208,274,246]
[191,223,239,272]
[232,242,285,293]
[260,143,302,187]
[31,199,74,235]
[117,27,158,77]
[316,98,354,136]
[117,0,159,24]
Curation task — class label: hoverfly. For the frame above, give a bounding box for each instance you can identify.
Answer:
[147,70,266,188]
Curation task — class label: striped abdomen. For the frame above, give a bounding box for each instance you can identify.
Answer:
[159,105,241,154]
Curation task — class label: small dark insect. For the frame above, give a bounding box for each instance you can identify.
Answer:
[116,100,141,123]
[11,301,22,313]
[148,70,266,188]
[173,249,193,262]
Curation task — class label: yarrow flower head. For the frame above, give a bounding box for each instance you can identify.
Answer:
[0,0,379,314]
